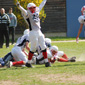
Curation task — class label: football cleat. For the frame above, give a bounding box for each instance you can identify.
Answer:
[76,37,79,43]
[25,63,33,68]
[7,61,13,68]
[45,62,51,67]
[68,56,76,62]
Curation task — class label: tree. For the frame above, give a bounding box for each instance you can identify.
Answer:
[14,0,46,29]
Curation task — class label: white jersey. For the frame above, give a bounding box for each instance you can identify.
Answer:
[78,15,85,25]
[18,0,47,31]
[15,34,30,50]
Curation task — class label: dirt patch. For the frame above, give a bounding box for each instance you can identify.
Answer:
[35,74,85,83]
[0,80,20,85]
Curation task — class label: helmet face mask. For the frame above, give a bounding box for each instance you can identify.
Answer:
[27,3,36,13]
[51,50,57,56]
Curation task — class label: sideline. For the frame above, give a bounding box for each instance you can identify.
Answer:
[52,40,85,43]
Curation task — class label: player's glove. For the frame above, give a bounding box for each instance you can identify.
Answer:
[76,36,79,43]
[16,2,20,7]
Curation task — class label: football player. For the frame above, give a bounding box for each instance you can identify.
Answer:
[76,6,85,43]
[16,0,51,67]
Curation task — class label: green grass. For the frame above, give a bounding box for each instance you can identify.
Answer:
[49,37,85,41]
[0,41,85,85]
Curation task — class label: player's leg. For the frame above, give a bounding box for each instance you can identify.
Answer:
[4,29,9,48]
[26,31,38,67]
[38,33,51,67]
[0,58,4,67]
[58,58,68,62]
[11,46,27,61]
[11,27,15,44]
[3,52,13,65]
[0,30,4,48]
[62,54,68,59]
[7,61,26,68]
[0,52,13,67]
[7,48,28,67]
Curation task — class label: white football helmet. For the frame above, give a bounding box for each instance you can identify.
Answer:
[50,46,58,52]
[24,29,29,35]
[81,6,85,15]
[27,3,36,8]
[45,38,51,44]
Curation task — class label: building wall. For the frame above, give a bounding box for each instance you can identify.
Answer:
[41,0,67,37]
[0,0,14,12]
[66,0,85,37]
[0,0,67,37]
[0,0,23,34]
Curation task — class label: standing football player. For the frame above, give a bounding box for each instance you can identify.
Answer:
[76,6,85,43]
[16,0,51,67]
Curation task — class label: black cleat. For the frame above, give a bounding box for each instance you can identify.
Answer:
[68,56,76,62]
[45,62,51,67]
[25,63,33,68]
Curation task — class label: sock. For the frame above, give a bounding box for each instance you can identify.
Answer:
[42,49,48,63]
[28,51,34,60]
[42,49,47,59]
[62,54,68,59]
[58,58,68,62]
[13,61,24,66]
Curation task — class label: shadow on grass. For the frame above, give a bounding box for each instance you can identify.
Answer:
[0,66,26,71]
[0,62,85,70]
[52,62,85,68]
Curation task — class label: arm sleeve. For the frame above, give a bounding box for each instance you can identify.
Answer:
[39,0,47,12]
[18,5,28,17]
[6,14,11,26]
[14,15,17,27]
[78,16,84,24]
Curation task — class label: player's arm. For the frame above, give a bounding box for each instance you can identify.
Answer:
[25,42,30,52]
[22,48,28,56]
[39,0,47,12]
[16,2,28,17]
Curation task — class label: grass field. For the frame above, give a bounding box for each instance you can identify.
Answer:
[0,39,85,85]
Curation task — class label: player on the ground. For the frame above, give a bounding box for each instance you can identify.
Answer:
[7,46,76,67]
[10,29,30,66]
[31,46,76,64]
[16,0,51,67]
[76,6,85,43]
[0,29,30,67]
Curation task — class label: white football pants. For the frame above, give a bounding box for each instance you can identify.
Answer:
[29,30,46,52]
[11,46,28,62]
